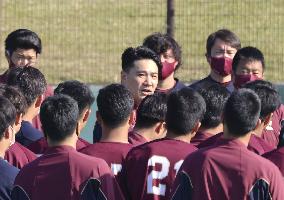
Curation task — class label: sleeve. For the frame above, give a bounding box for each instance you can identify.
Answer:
[268,164,284,199]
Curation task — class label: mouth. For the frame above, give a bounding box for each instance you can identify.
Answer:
[141,88,153,95]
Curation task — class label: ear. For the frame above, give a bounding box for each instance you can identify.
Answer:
[75,122,80,136]
[191,121,201,138]
[5,50,12,66]
[253,119,262,131]
[263,113,273,128]
[15,113,23,126]
[82,109,91,123]
[35,94,44,108]
[128,110,136,126]
[4,126,13,140]
[205,53,211,64]
[154,122,167,137]
[121,71,127,84]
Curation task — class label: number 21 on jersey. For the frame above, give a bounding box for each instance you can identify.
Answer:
[147,155,183,196]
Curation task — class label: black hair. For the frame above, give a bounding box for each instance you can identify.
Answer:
[54,80,95,117]
[0,96,16,140]
[121,46,162,79]
[5,29,42,55]
[206,29,241,56]
[40,94,79,142]
[135,92,167,128]
[242,80,281,120]
[198,84,230,129]
[143,32,182,71]
[0,84,28,115]
[224,88,261,136]
[97,84,134,128]
[6,66,47,106]
[232,46,265,73]
[166,87,206,135]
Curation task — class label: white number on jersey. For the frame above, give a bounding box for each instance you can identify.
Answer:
[111,163,122,176]
[147,155,183,196]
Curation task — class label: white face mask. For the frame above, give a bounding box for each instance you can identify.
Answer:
[9,126,15,146]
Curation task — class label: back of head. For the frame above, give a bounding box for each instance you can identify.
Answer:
[143,32,182,70]
[242,80,281,120]
[97,84,134,128]
[166,87,206,135]
[40,94,79,142]
[232,46,265,73]
[121,46,162,76]
[5,29,42,55]
[54,80,95,117]
[6,66,47,106]
[224,88,261,137]
[199,84,230,129]
[206,29,241,56]
[0,84,28,115]
[0,96,16,140]
[135,92,167,129]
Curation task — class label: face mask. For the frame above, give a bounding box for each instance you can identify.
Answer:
[210,57,233,76]
[234,74,262,89]
[161,61,176,80]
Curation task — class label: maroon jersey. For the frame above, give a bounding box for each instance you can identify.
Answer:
[262,104,284,148]
[28,137,90,155]
[198,132,274,155]
[122,138,197,200]
[14,145,124,200]
[172,138,284,199]
[128,131,148,146]
[263,147,284,176]
[80,142,133,176]
[5,142,37,169]
[191,131,215,147]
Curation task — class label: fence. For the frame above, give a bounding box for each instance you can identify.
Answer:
[0,0,283,84]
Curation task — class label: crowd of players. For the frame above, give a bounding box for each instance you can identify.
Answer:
[0,28,284,200]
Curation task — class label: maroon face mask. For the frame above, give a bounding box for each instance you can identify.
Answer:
[210,57,233,76]
[161,61,176,80]
[234,74,262,89]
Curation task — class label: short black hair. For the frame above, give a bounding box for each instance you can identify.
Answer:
[143,32,182,71]
[5,29,42,55]
[0,84,28,115]
[224,88,261,137]
[206,29,241,56]
[199,84,230,129]
[7,66,47,106]
[0,96,16,140]
[54,80,95,117]
[97,84,134,128]
[232,46,265,73]
[242,80,281,120]
[135,92,167,128]
[166,87,206,135]
[40,94,79,142]
[121,46,162,78]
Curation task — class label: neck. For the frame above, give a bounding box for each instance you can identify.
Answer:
[157,73,176,90]
[47,134,77,149]
[199,124,223,136]
[22,107,38,123]
[0,145,6,158]
[223,131,251,147]
[133,127,156,142]
[166,131,192,143]
[210,70,231,83]
[101,125,129,143]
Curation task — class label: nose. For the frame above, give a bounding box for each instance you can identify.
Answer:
[144,75,153,86]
